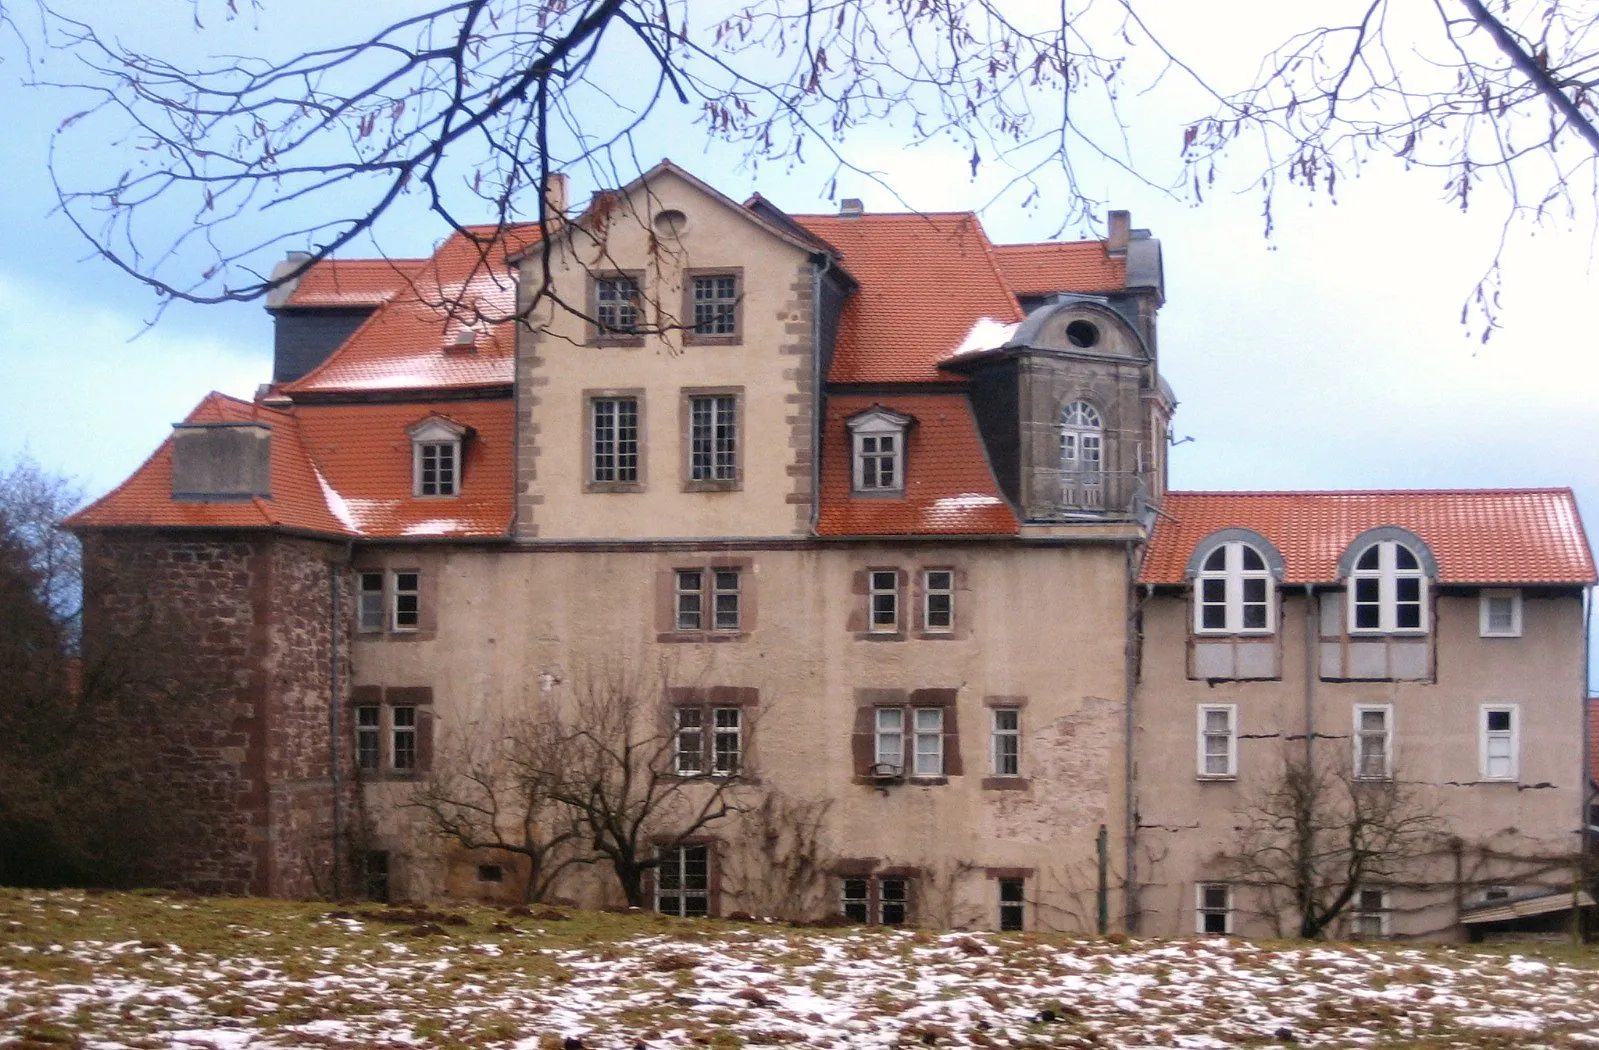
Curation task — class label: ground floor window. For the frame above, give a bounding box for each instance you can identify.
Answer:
[657,844,710,917]
[362,851,390,902]
[1350,888,1389,938]
[998,877,1025,931]
[1196,882,1231,934]
[841,876,910,924]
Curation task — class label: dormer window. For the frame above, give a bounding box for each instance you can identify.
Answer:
[847,406,913,496]
[1347,539,1429,633]
[1194,541,1274,634]
[408,416,468,498]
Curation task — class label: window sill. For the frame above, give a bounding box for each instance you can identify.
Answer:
[858,631,907,642]
[585,481,645,494]
[683,479,741,493]
[656,631,748,644]
[1347,629,1430,637]
[683,333,742,347]
[589,336,646,348]
[916,630,957,641]
[853,775,949,787]
[981,777,1030,791]
[1196,774,1238,783]
[1479,631,1522,639]
[1193,629,1277,638]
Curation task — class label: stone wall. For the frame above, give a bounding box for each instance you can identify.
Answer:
[80,531,352,897]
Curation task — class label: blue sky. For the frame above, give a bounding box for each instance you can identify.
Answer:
[2,2,1595,683]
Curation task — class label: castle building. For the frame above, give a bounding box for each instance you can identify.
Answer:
[69,162,1595,938]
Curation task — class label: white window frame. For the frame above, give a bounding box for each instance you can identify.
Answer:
[1196,704,1238,779]
[848,408,910,495]
[354,704,381,771]
[674,707,705,775]
[874,707,904,772]
[674,567,741,633]
[688,393,738,482]
[391,705,417,770]
[595,275,641,335]
[712,707,742,775]
[357,571,385,633]
[591,396,640,484]
[391,571,421,632]
[990,707,1020,777]
[997,877,1025,931]
[1479,703,1519,782]
[1353,704,1393,781]
[691,274,739,336]
[923,569,955,633]
[1350,888,1390,938]
[655,844,710,917]
[1479,589,1523,638]
[869,569,900,634]
[1347,540,1429,634]
[1195,883,1232,935]
[409,418,465,498]
[912,707,944,777]
[1193,542,1275,634]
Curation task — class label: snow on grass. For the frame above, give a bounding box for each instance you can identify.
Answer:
[2,890,1598,1050]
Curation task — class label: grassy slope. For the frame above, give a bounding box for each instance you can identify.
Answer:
[2,889,1599,1050]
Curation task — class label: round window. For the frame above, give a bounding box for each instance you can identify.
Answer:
[1065,319,1100,348]
[652,209,688,237]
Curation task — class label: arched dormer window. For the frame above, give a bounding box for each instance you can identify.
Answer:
[1193,541,1276,634]
[408,415,468,497]
[1346,539,1429,633]
[1059,401,1103,509]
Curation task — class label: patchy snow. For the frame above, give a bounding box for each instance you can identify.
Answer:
[931,493,1005,511]
[950,317,1020,357]
[315,468,361,533]
[5,894,1599,1050]
[403,518,473,536]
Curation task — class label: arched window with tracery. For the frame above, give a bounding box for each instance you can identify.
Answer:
[1059,401,1103,509]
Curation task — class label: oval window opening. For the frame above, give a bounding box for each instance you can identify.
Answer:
[653,209,688,237]
[1065,319,1099,348]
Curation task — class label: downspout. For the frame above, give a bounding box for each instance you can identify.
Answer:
[1582,585,1594,938]
[1304,584,1316,769]
[809,255,832,535]
[1122,562,1146,933]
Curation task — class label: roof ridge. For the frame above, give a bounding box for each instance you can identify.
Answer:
[993,239,1109,250]
[1167,487,1578,497]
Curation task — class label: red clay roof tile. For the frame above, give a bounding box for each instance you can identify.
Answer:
[1141,490,1595,585]
[792,213,1024,385]
[992,241,1124,295]
[284,258,428,307]
[284,225,541,395]
[819,393,1017,536]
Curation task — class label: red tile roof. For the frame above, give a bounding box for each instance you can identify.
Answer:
[792,213,1024,385]
[1141,490,1596,585]
[284,224,541,395]
[992,241,1125,295]
[66,394,355,537]
[294,399,513,538]
[818,394,1018,536]
[284,258,427,307]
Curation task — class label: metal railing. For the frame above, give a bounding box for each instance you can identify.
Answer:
[1029,468,1145,518]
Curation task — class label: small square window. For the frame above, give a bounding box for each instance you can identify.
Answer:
[842,878,870,922]
[1479,590,1522,637]
[691,275,739,336]
[1196,883,1231,935]
[869,570,900,634]
[674,567,741,633]
[923,569,954,633]
[998,877,1025,931]
[595,276,640,335]
[478,864,504,883]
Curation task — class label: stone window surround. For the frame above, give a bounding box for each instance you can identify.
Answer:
[664,686,759,780]
[655,559,755,643]
[353,566,437,639]
[349,685,434,779]
[588,269,645,346]
[584,388,646,493]
[851,565,972,641]
[981,695,1030,791]
[679,385,743,492]
[1478,588,1523,637]
[643,835,722,917]
[681,267,744,346]
[832,860,923,925]
[850,687,962,785]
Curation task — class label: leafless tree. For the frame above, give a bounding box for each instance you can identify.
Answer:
[546,664,749,909]
[406,712,589,904]
[1219,745,1442,939]
[17,2,1599,335]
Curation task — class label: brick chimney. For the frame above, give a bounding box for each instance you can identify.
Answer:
[543,172,569,217]
[839,198,864,217]
[1106,210,1130,257]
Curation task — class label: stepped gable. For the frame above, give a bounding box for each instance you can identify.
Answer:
[818,393,1018,536]
[1141,489,1596,585]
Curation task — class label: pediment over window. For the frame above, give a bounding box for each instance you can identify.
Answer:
[407,414,471,497]
[407,415,470,443]
[846,405,915,434]
[846,405,915,496]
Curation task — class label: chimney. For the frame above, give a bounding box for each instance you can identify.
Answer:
[1106,210,1130,257]
[170,423,272,501]
[839,198,864,217]
[265,250,313,309]
[543,172,569,218]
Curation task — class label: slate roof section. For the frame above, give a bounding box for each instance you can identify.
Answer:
[283,258,428,307]
[283,224,540,395]
[818,393,1018,536]
[66,394,356,537]
[1141,490,1596,585]
[992,241,1126,296]
[791,213,1024,385]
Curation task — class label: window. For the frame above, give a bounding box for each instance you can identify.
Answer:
[362,851,390,902]
[1479,590,1522,637]
[923,569,954,633]
[1348,540,1428,633]
[874,708,904,771]
[847,407,912,495]
[591,397,640,484]
[675,568,741,632]
[355,705,381,771]
[392,706,418,770]
[713,708,742,775]
[870,570,900,633]
[873,706,946,778]
[688,394,738,483]
[674,707,705,774]
[1350,888,1389,938]
[1197,705,1237,778]
[478,864,504,883]
[690,274,739,336]
[408,417,467,498]
[674,706,742,776]
[595,275,640,335]
[1480,705,1518,781]
[842,877,910,925]
[998,877,1025,931]
[1194,542,1273,633]
[392,572,420,632]
[1059,401,1103,510]
[1354,705,1392,780]
[357,572,385,632]
[912,708,944,777]
[1196,883,1231,935]
[990,707,1020,777]
[656,844,710,917]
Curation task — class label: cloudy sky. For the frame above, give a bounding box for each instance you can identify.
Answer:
[2,2,1595,681]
